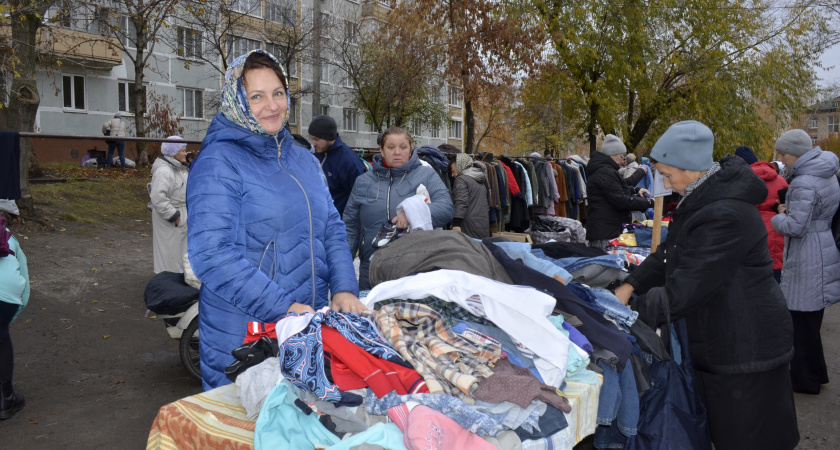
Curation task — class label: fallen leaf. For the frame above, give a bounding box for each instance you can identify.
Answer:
[112,380,125,385]
[23,237,28,240]
[59,318,70,322]
[97,309,106,312]
[108,261,113,264]
[148,315,157,319]
[59,228,66,232]
[140,233,148,237]
[92,300,99,303]
[29,419,37,424]
[93,283,99,286]
[91,268,98,272]
[41,307,47,310]
[29,280,35,284]
[103,335,110,339]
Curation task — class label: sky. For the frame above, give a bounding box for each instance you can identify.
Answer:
[817,42,840,91]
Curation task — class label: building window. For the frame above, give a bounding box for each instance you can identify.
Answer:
[829,116,839,133]
[320,104,330,116]
[811,137,818,146]
[320,44,330,83]
[448,86,462,107]
[227,36,261,64]
[265,43,297,78]
[345,20,359,45]
[288,97,298,125]
[177,87,204,119]
[63,75,85,110]
[412,119,422,137]
[119,16,148,50]
[431,125,440,139]
[177,27,203,59]
[449,119,462,139]
[231,0,262,17]
[368,121,378,133]
[118,81,147,114]
[808,117,818,129]
[267,0,296,24]
[343,108,357,131]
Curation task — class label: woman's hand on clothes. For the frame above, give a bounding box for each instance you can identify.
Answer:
[331,292,368,313]
[175,216,181,226]
[287,302,316,315]
[777,204,786,214]
[391,211,410,230]
[638,188,651,198]
[452,226,462,232]
[614,283,635,306]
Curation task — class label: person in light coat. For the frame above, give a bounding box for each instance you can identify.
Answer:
[0,217,28,420]
[101,113,129,169]
[151,136,190,273]
[771,129,840,395]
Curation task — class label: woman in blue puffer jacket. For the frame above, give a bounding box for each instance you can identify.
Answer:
[187,50,362,390]
[344,127,454,290]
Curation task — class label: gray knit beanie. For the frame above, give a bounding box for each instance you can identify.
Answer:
[455,153,473,174]
[650,120,714,171]
[600,134,627,155]
[774,129,812,158]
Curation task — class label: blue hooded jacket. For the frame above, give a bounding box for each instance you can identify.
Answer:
[187,50,358,389]
[313,135,367,217]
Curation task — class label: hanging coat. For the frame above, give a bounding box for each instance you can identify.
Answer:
[150,156,189,273]
[750,161,788,271]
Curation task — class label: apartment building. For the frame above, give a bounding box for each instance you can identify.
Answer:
[2,0,463,162]
[803,96,840,146]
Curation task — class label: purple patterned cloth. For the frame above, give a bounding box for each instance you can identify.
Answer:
[0,217,14,257]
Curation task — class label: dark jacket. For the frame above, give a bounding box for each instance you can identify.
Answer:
[344,151,454,290]
[452,168,490,239]
[313,136,367,217]
[626,156,793,375]
[584,151,652,241]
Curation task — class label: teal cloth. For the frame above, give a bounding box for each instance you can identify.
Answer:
[254,379,341,450]
[547,315,595,381]
[326,423,408,450]
[0,232,29,322]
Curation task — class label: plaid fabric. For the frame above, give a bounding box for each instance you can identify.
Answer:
[373,296,492,326]
[372,302,500,397]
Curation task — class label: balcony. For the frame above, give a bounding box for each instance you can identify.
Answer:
[38,27,123,69]
[361,1,392,21]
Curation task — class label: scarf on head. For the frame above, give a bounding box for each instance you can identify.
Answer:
[455,153,474,174]
[1,217,15,257]
[220,49,290,137]
[677,162,721,209]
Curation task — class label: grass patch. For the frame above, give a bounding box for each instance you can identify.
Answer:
[31,179,151,226]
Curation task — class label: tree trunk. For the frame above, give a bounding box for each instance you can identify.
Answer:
[588,101,598,155]
[0,7,45,211]
[464,98,475,154]
[311,1,322,118]
[133,67,148,166]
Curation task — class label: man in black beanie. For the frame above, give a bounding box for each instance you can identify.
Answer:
[308,115,367,218]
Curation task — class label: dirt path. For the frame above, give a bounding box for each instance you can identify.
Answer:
[2,209,839,449]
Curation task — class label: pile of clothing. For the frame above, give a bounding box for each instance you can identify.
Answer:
[230,231,658,450]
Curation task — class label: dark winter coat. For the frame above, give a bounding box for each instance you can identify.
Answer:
[771,147,840,311]
[344,151,454,290]
[625,156,793,375]
[751,161,788,271]
[313,136,367,217]
[452,168,490,239]
[584,151,652,241]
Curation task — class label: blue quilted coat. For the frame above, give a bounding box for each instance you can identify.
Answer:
[187,51,358,389]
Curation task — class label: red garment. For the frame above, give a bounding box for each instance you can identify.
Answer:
[502,163,521,195]
[751,161,789,270]
[243,322,277,343]
[321,326,429,398]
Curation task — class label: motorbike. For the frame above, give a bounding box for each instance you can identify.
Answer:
[144,272,201,381]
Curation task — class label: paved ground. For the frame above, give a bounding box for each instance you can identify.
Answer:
[1,217,839,449]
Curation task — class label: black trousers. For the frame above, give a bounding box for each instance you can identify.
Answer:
[790,309,829,394]
[0,302,18,381]
[695,364,799,450]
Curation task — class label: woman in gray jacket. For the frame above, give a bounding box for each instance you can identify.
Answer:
[344,127,454,290]
[771,129,840,394]
[449,153,490,239]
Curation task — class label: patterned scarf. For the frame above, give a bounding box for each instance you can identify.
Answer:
[678,162,721,208]
[220,49,290,137]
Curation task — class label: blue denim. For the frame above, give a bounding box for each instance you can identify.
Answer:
[596,358,639,436]
[633,226,668,247]
[530,250,624,273]
[566,283,638,331]
[494,241,573,283]
[594,422,628,449]
[473,399,545,432]
[365,390,510,437]
[106,140,125,168]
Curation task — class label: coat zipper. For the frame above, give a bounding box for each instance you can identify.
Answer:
[275,135,317,307]
[386,170,394,220]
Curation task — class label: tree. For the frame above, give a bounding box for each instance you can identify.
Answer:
[331,7,448,133]
[0,0,57,210]
[397,0,543,153]
[472,82,516,154]
[144,91,183,159]
[98,0,186,166]
[532,0,830,157]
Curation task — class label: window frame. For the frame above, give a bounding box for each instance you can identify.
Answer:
[288,97,298,125]
[448,86,462,107]
[62,74,86,111]
[808,117,818,129]
[449,119,463,140]
[230,0,262,18]
[267,0,297,25]
[828,115,839,134]
[177,87,204,119]
[118,81,147,115]
[177,26,203,60]
[343,108,358,132]
[227,35,262,64]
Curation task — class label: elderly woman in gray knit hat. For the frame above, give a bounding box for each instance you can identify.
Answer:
[771,128,840,395]
[150,136,190,273]
[449,153,490,239]
[615,120,799,450]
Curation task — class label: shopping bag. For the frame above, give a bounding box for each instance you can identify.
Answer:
[626,300,711,450]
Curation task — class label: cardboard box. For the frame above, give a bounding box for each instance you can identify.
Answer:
[492,232,533,243]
